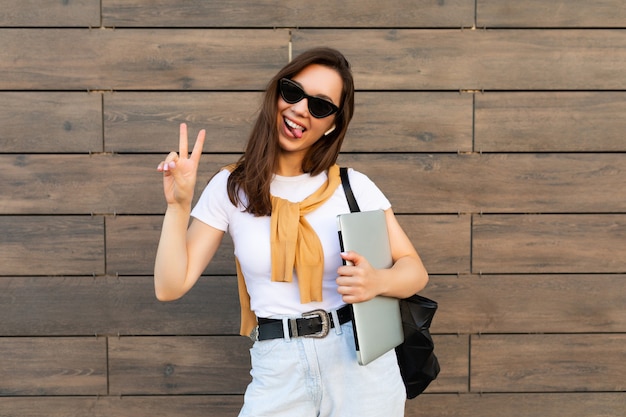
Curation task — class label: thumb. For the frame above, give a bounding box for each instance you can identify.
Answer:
[340,250,362,266]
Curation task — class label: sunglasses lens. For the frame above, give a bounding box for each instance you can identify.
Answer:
[280,80,304,104]
[279,79,339,119]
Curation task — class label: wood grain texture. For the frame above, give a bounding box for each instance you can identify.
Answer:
[347,92,473,152]
[473,214,626,273]
[0,396,244,417]
[109,336,252,395]
[397,214,471,274]
[104,92,259,153]
[106,215,236,276]
[0,276,241,336]
[338,153,626,214]
[407,393,626,417]
[0,93,102,153]
[0,29,288,90]
[0,216,104,276]
[102,0,475,28]
[471,334,626,392]
[477,0,626,28]
[0,154,234,215]
[292,29,626,90]
[0,0,100,27]
[422,274,626,334]
[475,92,626,152]
[0,337,106,395]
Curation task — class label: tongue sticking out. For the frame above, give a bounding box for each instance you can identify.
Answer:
[293,127,303,138]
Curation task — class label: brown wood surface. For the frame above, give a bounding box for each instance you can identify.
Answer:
[0,93,102,153]
[473,214,626,273]
[109,336,252,395]
[475,92,626,152]
[5,154,623,215]
[0,396,244,417]
[104,92,259,153]
[338,153,626,214]
[102,0,475,28]
[0,337,107,395]
[0,0,100,27]
[0,276,241,336]
[422,274,626,334]
[477,0,626,28]
[407,393,626,417]
[471,334,626,392]
[0,29,288,90]
[0,216,104,276]
[293,29,626,90]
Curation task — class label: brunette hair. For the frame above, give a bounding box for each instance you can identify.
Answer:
[226,47,355,216]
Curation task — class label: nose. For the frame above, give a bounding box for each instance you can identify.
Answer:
[290,98,309,116]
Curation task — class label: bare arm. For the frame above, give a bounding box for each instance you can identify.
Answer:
[154,123,224,301]
[336,208,429,303]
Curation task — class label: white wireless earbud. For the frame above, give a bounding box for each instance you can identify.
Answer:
[324,125,336,136]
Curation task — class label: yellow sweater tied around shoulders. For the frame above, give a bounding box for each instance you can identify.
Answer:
[236,164,341,336]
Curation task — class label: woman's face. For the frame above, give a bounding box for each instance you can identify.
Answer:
[276,64,343,158]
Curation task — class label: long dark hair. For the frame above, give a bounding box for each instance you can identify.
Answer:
[227,47,355,216]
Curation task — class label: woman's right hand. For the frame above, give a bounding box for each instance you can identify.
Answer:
[157,123,206,207]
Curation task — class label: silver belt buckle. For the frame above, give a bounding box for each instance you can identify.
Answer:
[301,309,330,338]
[249,326,259,342]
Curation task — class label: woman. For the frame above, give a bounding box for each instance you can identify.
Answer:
[155,47,428,416]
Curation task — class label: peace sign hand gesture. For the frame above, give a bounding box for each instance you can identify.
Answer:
[157,123,206,207]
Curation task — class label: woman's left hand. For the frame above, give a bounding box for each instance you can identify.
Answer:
[336,251,384,304]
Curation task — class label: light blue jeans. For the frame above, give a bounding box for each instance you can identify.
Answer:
[239,321,406,417]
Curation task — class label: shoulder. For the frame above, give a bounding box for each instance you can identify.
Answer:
[342,167,391,211]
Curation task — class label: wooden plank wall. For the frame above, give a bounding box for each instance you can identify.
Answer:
[1,1,625,416]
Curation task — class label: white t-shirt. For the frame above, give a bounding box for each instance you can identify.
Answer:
[190,167,391,318]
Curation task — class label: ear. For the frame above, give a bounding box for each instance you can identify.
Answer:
[324,125,336,136]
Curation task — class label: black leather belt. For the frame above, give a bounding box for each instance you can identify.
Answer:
[253,305,352,341]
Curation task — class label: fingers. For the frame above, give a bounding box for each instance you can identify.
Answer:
[179,123,189,159]
[157,151,179,172]
[190,128,206,164]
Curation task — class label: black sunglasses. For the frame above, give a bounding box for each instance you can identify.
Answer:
[278,78,340,119]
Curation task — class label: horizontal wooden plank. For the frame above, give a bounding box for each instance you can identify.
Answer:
[426,335,468,393]
[103,92,472,153]
[0,0,100,27]
[0,392,622,417]
[471,334,626,392]
[397,215,471,274]
[4,153,623,215]
[475,92,626,152]
[102,0,474,28]
[0,216,104,276]
[0,337,106,395]
[293,29,626,90]
[0,92,102,153]
[338,153,626,214]
[473,214,626,273]
[0,29,288,90]
[407,393,626,417]
[477,0,626,28]
[347,92,473,152]
[422,274,626,334]
[106,216,236,276]
[104,93,258,153]
[0,396,244,417]
[109,336,252,395]
[0,276,241,336]
[0,154,232,215]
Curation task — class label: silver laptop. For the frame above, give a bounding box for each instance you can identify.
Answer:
[337,209,404,365]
